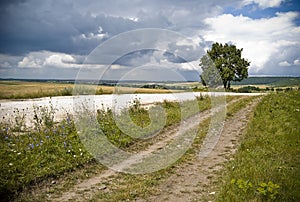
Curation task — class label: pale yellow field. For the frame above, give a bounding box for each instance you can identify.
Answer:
[0,81,180,99]
[0,81,74,97]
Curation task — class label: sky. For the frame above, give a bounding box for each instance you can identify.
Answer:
[0,0,299,81]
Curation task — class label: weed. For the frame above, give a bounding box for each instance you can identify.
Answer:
[257,181,280,200]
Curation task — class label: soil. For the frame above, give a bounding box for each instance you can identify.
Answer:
[29,96,260,201]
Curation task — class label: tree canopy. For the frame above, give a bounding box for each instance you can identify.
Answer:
[200,42,250,89]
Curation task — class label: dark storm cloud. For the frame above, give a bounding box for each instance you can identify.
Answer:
[0,0,237,55]
[0,0,299,79]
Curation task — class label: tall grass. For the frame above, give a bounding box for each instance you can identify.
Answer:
[217,91,300,201]
[0,94,214,200]
[0,109,95,200]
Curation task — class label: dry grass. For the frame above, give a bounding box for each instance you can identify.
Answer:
[0,81,180,99]
[0,81,74,98]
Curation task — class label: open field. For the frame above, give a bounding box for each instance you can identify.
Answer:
[0,80,180,99]
[0,86,299,201]
[1,77,299,99]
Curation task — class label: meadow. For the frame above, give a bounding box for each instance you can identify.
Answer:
[0,79,299,201]
[0,80,179,99]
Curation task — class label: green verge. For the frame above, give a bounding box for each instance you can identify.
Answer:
[216,91,300,201]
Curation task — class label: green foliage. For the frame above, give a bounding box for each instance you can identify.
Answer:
[96,105,134,148]
[236,85,261,93]
[217,91,300,201]
[0,110,94,200]
[257,181,280,200]
[200,42,250,89]
[232,77,300,87]
[230,179,280,200]
[231,179,253,193]
[0,95,215,200]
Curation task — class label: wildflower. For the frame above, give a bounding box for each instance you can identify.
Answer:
[67,150,71,153]
[29,143,34,149]
[17,152,21,155]
[80,153,83,156]
[9,163,13,166]
[63,142,67,148]
[66,115,71,123]
[36,143,39,147]
[73,155,76,158]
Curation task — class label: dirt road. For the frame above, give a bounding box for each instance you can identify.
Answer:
[49,97,260,201]
[142,98,261,202]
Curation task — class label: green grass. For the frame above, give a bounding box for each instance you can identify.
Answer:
[0,110,95,200]
[0,93,224,200]
[217,91,300,201]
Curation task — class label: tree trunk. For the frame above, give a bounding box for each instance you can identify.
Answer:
[223,80,227,89]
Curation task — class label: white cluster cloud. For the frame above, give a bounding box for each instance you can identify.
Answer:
[295,59,300,66]
[242,0,284,9]
[76,26,107,41]
[279,59,300,67]
[279,61,291,67]
[202,11,300,74]
[18,51,77,68]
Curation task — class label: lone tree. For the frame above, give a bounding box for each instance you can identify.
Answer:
[200,42,250,89]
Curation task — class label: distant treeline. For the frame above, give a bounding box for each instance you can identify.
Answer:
[232,85,300,93]
[1,77,299,88]
[0,78,192,85]
[232,77,300,86]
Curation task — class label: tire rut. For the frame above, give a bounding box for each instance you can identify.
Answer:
[52,97,253,201]
[142,97,261,202]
